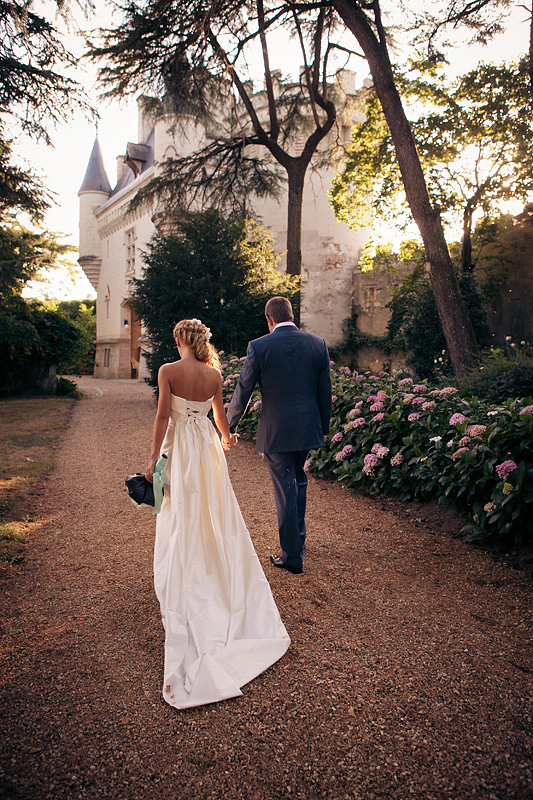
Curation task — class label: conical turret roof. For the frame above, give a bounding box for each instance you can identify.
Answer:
[79,137,112,194]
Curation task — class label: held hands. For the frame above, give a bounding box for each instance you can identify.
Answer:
[221,433,239,451]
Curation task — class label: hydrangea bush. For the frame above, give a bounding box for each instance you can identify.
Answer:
[220,357,533,548]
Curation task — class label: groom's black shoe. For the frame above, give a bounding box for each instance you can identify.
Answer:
[270,554,303,574]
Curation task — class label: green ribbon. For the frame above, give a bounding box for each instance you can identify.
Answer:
[153,453,167,515]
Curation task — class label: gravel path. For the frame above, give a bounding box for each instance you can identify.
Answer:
[0,377,532,800]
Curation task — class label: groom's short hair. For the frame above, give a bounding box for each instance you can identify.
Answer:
[265,297,294,323]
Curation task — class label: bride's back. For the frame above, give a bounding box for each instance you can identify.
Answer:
[165,358,220,402]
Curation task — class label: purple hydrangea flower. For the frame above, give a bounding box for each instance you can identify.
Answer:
[335,444,354,461]
[450,413,467,426]
[495,460,518,480]
[363,453,379,475]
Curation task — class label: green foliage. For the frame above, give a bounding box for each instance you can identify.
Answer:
[131,210,300,386]
[331,58,533,270]
[0,0,89,219]
[56,377,82,397]
[0,299,80,395]
[0,218,75,301]
[56,301,96,375]
[458,345,533,404]
[385,256,490,379]
[0,219,84,392]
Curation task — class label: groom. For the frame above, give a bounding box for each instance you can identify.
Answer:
[227,296,332,574]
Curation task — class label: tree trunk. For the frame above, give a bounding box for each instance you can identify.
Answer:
[462,203,474,272]
[285,163,306,275]
[332,0,480,379]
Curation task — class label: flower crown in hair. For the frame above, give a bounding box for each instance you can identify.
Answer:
[190,318,212,341]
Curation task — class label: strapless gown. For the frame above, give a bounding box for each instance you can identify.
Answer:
[154,394,290,709]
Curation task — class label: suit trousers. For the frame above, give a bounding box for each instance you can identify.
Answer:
[263,450,309,569]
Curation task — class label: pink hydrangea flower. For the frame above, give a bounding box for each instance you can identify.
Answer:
[408,412,420,421]
[403,394,415,404]
[363,453,379,475]
[466,424,486,437]
[413,384,427,393]
[412,397,425,405]
[252,400,261,411]
[339,366,351,374]
[366,395,377,403]
[372,413,385,422]
[337,444,354,460]
[450,413,467,426]
[370,401,383,412]
[422,401,436,411]
[520,405,533,416]
[352,417,366,428]
[304,459,312,473]
[496,460,517,480]
[348,402,364,418]
[459,436,471,448]
[452,447,469,460]
[376,390,387,401]
[332,395,338,402]
[398,378,413,386]
[390,453,403,467]
[331,432,343,443]
[371,443,389,458]
[440,386,458,396]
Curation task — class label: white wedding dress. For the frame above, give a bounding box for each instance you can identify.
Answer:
[154,394,290,709]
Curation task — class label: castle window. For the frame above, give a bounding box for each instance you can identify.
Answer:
[125,228,136,275]
[103,348,111,367]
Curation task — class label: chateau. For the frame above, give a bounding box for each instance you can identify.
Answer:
[78,70,375,380]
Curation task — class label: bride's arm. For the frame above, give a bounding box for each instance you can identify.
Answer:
[146,365,172,481]
[212,373,237,451]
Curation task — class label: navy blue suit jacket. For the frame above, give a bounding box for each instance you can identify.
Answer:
[227,324,332,454]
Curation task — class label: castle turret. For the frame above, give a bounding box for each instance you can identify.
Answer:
[78,137,111,290]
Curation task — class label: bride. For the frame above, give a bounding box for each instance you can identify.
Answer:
[145,318,290,709]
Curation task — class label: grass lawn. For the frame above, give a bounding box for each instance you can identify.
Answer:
[0,396,76,563]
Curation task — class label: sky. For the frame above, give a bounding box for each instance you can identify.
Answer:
[17,1,532,301]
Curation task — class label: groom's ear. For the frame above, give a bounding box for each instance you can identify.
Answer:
[266,315,275,331]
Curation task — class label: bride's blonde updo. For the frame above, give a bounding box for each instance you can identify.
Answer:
[173,318,220,369]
